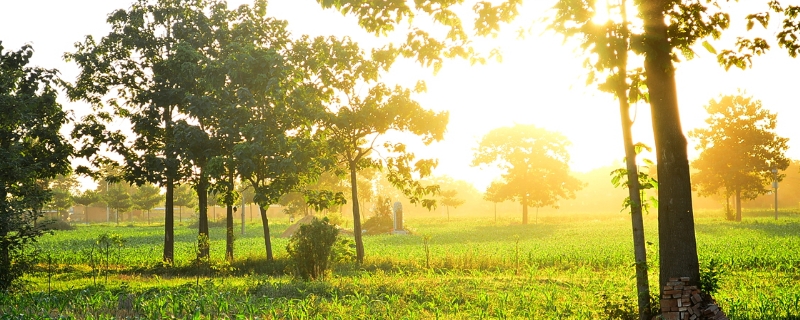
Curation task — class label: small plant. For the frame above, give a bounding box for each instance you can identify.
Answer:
[96,232,124,283]
[191,234,212,285]
[330,237,356,263]
[286,217,339,280]
[700,258,724,294]
[422,234,432,268]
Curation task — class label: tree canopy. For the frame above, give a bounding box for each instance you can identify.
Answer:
[690,94,789,221]
[0,43,72,290]
[473,124,583,224]
[305,35,448,263]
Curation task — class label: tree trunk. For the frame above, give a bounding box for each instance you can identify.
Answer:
[164,175,174,264]
[735,189,742,222]
[226,171,235,262]
[641,0,700,293]
[446,206,450,221]
[618,78,651,319]
[259,205,273,261]
[350,163,365,264]
[226,203,234,262]
[197,175,210,259]
[522,194,528,225]
[725,193,731,221]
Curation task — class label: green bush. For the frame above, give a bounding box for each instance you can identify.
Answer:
[39,218,75,231]
[286,217,339,280]
[362,196,394,235]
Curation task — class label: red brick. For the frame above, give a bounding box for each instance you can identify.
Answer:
[663,311,680,320]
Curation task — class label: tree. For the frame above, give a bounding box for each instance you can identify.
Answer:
[314,0,745,296]
[211,6,333,262]
[484,181,506,223]
[689,94,789,221]
[308,36,448,263]
[173,184,196,223]
[440,189,464,221]
[66,0,209,264]
[0,43,72,291]
[105,183,133,225]
[132,183,163,225]
[472,124,583,225]
[48,174,78,221]
[73,190,100,223]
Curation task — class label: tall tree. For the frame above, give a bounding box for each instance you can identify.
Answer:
[221,5,332,262]
[0,43,72,291]
[304,36,448,263]
[66,0,209,264]
[550,0,653,314]
[472,124,583,225]
[439,189,465,221]
[314,0,750,293]
[689,94,789,221]
[132,183,163,225]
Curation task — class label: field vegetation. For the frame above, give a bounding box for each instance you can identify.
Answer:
[3,210,799,319]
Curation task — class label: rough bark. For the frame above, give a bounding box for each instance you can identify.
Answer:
[259,205,273,261]
[350,163,365,264]
[641,0,701,293]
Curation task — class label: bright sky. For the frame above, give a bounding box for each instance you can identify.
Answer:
[2,0,800,191]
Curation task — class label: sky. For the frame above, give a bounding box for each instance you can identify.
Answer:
[2,0,800,191]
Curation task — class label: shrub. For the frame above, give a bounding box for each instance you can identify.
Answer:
[39,218,75,231]
[362,196,394,235]
[286,217,339,280]
[324,212,345,227]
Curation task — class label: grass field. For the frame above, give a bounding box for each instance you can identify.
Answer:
[2,210,800,319]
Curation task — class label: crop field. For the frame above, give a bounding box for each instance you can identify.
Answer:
[2,211,800,319]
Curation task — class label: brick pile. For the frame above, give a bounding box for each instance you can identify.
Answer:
[659,277,727,320]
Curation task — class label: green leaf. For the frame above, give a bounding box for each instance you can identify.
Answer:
[702,41,717,55]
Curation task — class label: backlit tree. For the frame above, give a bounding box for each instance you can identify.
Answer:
[690,94,789,221]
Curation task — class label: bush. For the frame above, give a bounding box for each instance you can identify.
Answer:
[39,218,75,231]
[362,196,394,235]
[286,217,339,280]
[324,212,345,227]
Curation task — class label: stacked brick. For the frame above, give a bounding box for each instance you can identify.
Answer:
[659,277,727,320]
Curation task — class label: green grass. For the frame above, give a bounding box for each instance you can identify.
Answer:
[3,211,800,319]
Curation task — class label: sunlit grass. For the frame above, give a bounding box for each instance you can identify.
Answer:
[5,211,799,318]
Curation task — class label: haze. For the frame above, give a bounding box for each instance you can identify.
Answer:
[2,0,800,192]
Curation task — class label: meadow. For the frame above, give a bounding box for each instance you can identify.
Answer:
[2,210,800,319]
